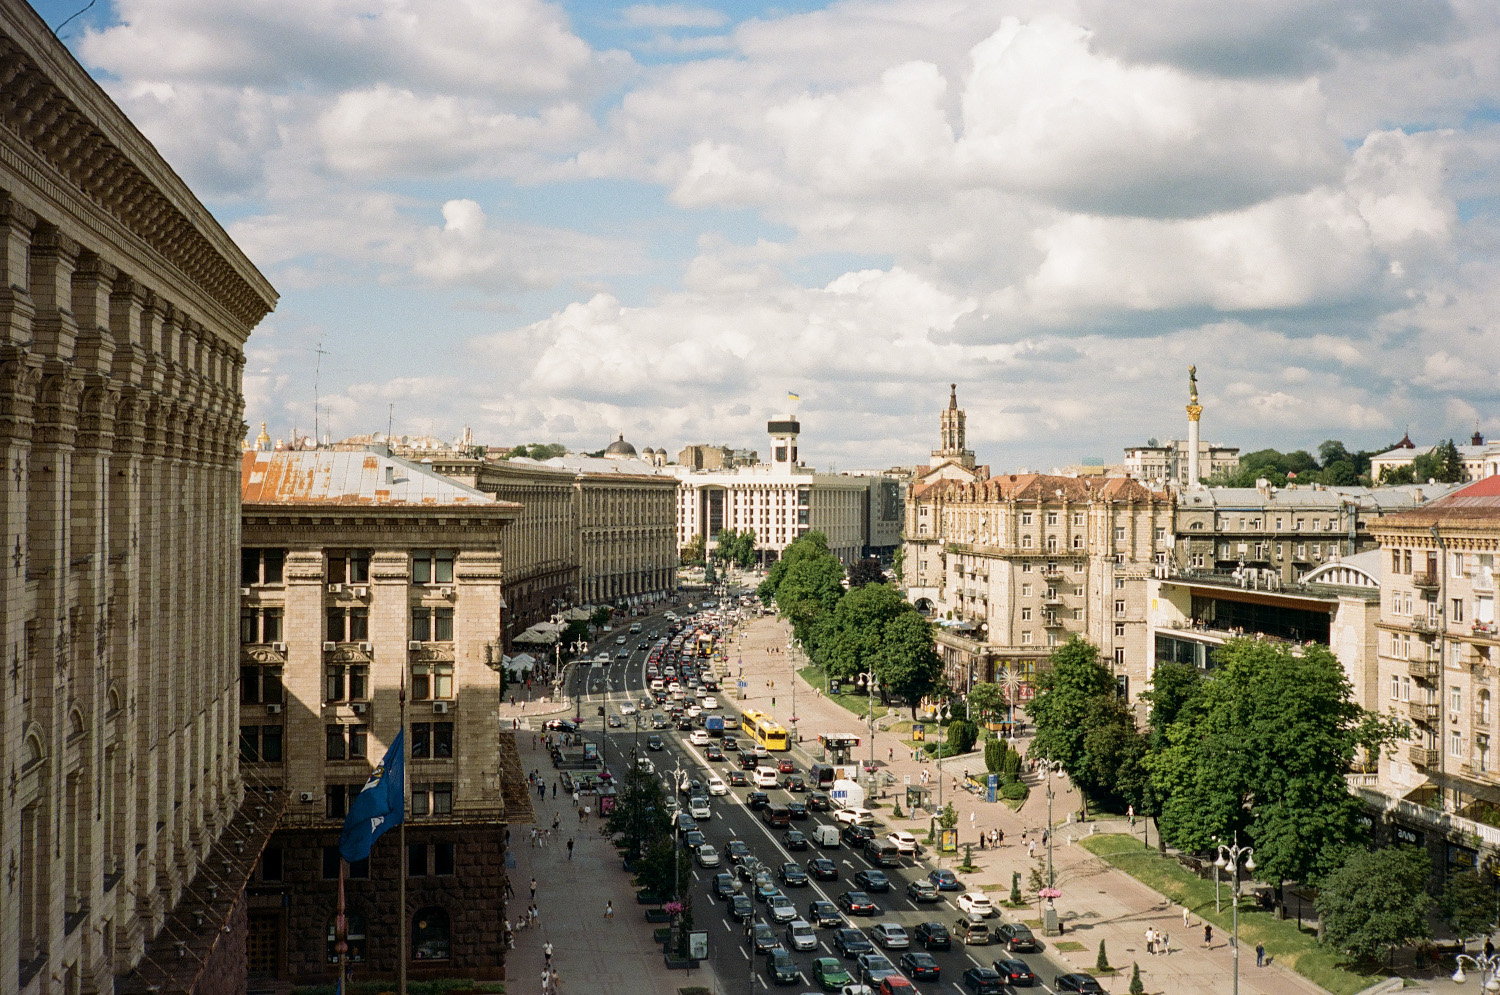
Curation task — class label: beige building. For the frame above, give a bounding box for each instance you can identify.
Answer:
[903,473,1174,701]
[674,415,874,566]
[1368,430,1499,483]
[1363,475,1500,872]
[1123,439,1240,486]
[0,8,281,995]
[239,447,529,986]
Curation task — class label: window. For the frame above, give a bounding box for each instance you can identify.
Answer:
[326,783,363,818]
[412,661,454,700]
[1073,608,1082,621]
[327,608,371,643]
[1392,549,1403,574]
[1391,674,1400,700]
[1154,528,1165,541]
[434,842,455,875]
[239,726,283,763]
[1451,730,1463,757]
[1021,512,1032,526]
[1276,518,1284,531]
[1311,519,1320,531]
[1046,535,1059,551]
[1191,553,1205,567]
[1296,544,1306,560]
[411,607,454,642]
[1046,512,1058,525]
[408,843,456,877]
[412,908,451,961]
[411,783,453,816]
[1021,535,1033,549]
[411,722,454,759]
[1021,583,1032,597]
[259,847,284,882]
[1072,535,1084,549]
[239,665,283,705]
[239,608,284,645]
[327,725,347,761]
[327,914,367,964]
[1021,563,1033,573]
[1114,647,1126,666]
[1451,686,1463,713]
[327,549,371,585]
[1073,513,1084,526]
[241,548,286,586]
[411,549,455,585]
[409,843,429,877]
[1452,598,1465,623]
[1021,607,1032,621]
[323,847,368,880]
[1114,622,1125,637]
[1115,599,1126,617]
[1114,527,1126,541]
[1020,631,1032,645]
[1114,577,1125,589]
[326,663,370,702]
[1401,676,1411,702]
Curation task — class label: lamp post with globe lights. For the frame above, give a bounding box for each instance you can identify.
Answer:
[1215,835,1256,995]
[1452,952,1500,991]
[1032,757,1067,935]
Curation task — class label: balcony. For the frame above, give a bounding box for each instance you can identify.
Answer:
[1407,700,1441,724]
[1407,658,1439,680]
[1412,570,1440,591]
[1043,592,1066,606]
[1410,615,1439,635]
[1408,745,1440,768]
[1042,614,1066,629]
[1474,709,1493,729]
[1041,567,1065,581]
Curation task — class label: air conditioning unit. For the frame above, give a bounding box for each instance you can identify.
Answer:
[240,587,252,596]
[432,701,450,714]
[360,642,373,653]
[328,583,342,594]
[299,791,315,803]
[272,642,287,653]
[322,641,337,652]
[440,587,454,598]
[354,586,369,598]
[408,640,423,651]
[351,702,368,714]
[265,703,281,714]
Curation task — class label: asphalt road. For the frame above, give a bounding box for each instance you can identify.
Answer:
[570,599,1081,995]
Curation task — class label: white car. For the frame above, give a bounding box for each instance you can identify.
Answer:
[685,705,702,719]
[786,919,818,952]
[957,892,996,918]
[706,774,728,796]
[689,730,711,747]
[754,767,781,788]
[689,796,712,820]
[695,844,720,868]
[616,635,627,645]
[701,696,719,709]
[886,831,918,856]
[619,702,637,716]
[754,745,770,758]
[593,652,611,665]
[833,806,875,826]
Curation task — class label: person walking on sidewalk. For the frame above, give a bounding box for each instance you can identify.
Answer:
[544,941,554,966]
[1256,942,1265,967]
[530,877,538,901]
[567,837,575,859]
[604,900,614,920]
[1203,923,1213,946]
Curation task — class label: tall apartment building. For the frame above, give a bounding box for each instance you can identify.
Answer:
[1363,476,1500,874]
[675,415,874,566]
[902,473,1174,701]
[0,7,280,995]
[1122,440,1240,485]
[238,447,529,985]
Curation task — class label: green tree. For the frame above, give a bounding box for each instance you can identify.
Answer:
[1139,661,1203,750]
[1078,698,1151,814]
[711,528,736,563]
[1150,640,1397,908]
[1096,939,1111,971]
[1321,459,1359,486]
[1380,463,1416,485]
[591,606,612,627]
[874,611,942,718]
[985,737,1004,774]
[1318,440,1352,469]
[562,619,592,653]
[680,534,705,566]
[817,582,910,681]
[1027,637,1117,773]
[1440,870,1499,942]
[606,757,672,860]
[967,681,1005,723]
[1129,963,1144,995]
[1317,846,1432,963]
[939,802,959,832]
[848,557,886,588]
[731,530,757,568]
[1435,439,1466,483]
[946,719,977,754]
[760,532,845,644]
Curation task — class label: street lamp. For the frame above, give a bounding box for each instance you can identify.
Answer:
[569,636,589,720]
[1033,758,1067,936]
[1215,835,1257,995]
[731,878,755,995]
[1452,952,1500,991]
[856,670,878,774]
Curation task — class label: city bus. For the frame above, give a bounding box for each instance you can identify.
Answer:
[740,709,790,751]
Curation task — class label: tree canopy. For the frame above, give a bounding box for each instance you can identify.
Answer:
[1317,846,1432,963]
[1204,439,1388,488]
[848,557,886,588]
[502,442,567,461]
[712,528,757,569]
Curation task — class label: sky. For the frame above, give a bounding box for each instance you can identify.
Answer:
[31,0,1500,471]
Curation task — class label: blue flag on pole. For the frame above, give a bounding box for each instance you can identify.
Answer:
[339,729,404,862]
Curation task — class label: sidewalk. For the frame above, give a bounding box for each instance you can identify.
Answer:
[505,730,722,995]
[731,614,1327,995]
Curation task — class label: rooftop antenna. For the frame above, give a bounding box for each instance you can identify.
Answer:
[312,333,331,448]
[388,403,395,444]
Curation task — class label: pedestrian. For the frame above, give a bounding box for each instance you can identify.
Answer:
[552,813,560,831]
[1162,932,1170,954]
[578,805,585,822]
[1028,840,1036,858]
[1041,829,1049,846]
[540,969,552,994]
[544,941,554,965]
[553,782,558,797]
[1144,928,1154,956]
[1203,923,1213,946]
[888,747,894,761]
[995,829,1003,847]
[567,837,575,859]
[504,877,515,900]
[584,805,591,822]
[604,900,614,920]
[979,832,986,850]
[1182,905,1190,928]
[530,877,538,900]
[1255,942,1265,967]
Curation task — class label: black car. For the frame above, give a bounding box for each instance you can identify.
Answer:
[778,862,809,887]
[677,717,694,731]
[782,774,806,791]
[765,948,799,985]
[747,791,770,810]
[962,967,1008,994]
[739,751,760,769]
[726,839,752,864]
[913,921,950,950]
[682,830,706,850]
[807,856,839,881]
[728,770,748,786]
[807,900,843,928]
[841,824,876,847]
[997,922,1040,952]
[808,791,832,811]
[784,830,809,851]
[899,951,941,981]
[786,801,808,820]
[750,922,779,953]
[1056,975,1106,994]
[728,894,755,922]
[647,734,664,750]
[992,959,1037,987]
[833,928,873,958]
[837,891,878,916]
[675,812,695,833]
[722,735,739,751]
[853,869,890,892]
[713,873,737,899]
[706,745,725,761]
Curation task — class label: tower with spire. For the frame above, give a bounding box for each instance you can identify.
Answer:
[931,383,976,472]
[1185,366,1203,485]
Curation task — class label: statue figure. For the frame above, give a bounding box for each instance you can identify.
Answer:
[1188,365,1198,402]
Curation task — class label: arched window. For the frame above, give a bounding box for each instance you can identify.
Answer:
[327,914,366,963]
[412,907,450,960]
[1020,535,1033,549]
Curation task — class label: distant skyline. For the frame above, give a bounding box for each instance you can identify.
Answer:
[31,0,1500,470]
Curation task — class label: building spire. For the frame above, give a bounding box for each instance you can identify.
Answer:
[949,383,958,409]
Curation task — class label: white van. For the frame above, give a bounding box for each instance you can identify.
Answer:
[754,767,781,788]
[812,825,841,848]
[650,678,665,693]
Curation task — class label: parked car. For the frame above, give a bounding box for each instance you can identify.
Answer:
[961,967,1008,995]
[853,869,891,892]
[807,856,839,881]
[905,879,939,902]
[996,922,1039,952]
[957,893,995,918]
[992,959,1037,987]
[913,921,950,950]
[1055,974,1107,994]
[870,923,909,949]
[899,951,940,981]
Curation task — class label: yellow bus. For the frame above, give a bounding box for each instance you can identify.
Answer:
[740,708,790,751]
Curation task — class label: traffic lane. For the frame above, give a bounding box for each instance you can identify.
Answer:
[635,732,1068,993]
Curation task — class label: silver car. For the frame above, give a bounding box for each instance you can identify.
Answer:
[768,893,799,924]
[870,923,910,949]
[785,919,817,952]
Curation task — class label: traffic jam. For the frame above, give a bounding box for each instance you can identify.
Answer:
[558,594,1081,995]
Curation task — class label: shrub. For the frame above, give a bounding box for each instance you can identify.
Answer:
[1001,781,1028,801]
[985,737,1004,774]
[1129,962,1143,994]
[1096,939,1110,971]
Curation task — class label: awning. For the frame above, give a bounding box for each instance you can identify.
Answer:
[503,653,538,674]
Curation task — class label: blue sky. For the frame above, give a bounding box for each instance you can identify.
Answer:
[31,0,1500,470]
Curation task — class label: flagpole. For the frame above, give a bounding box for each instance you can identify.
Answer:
[336,860,348,995]
[399,674,408,995]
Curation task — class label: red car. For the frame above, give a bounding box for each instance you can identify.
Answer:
[778,758,795,774]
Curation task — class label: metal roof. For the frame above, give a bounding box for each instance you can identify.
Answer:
[242,447,514,508]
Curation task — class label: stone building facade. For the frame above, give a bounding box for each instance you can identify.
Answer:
[238,447,529,986]
[0,8,280,995]
[1363,476,1500,875]
[902,474,1174,702]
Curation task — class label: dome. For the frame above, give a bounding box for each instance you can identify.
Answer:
[604,433,637,458]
